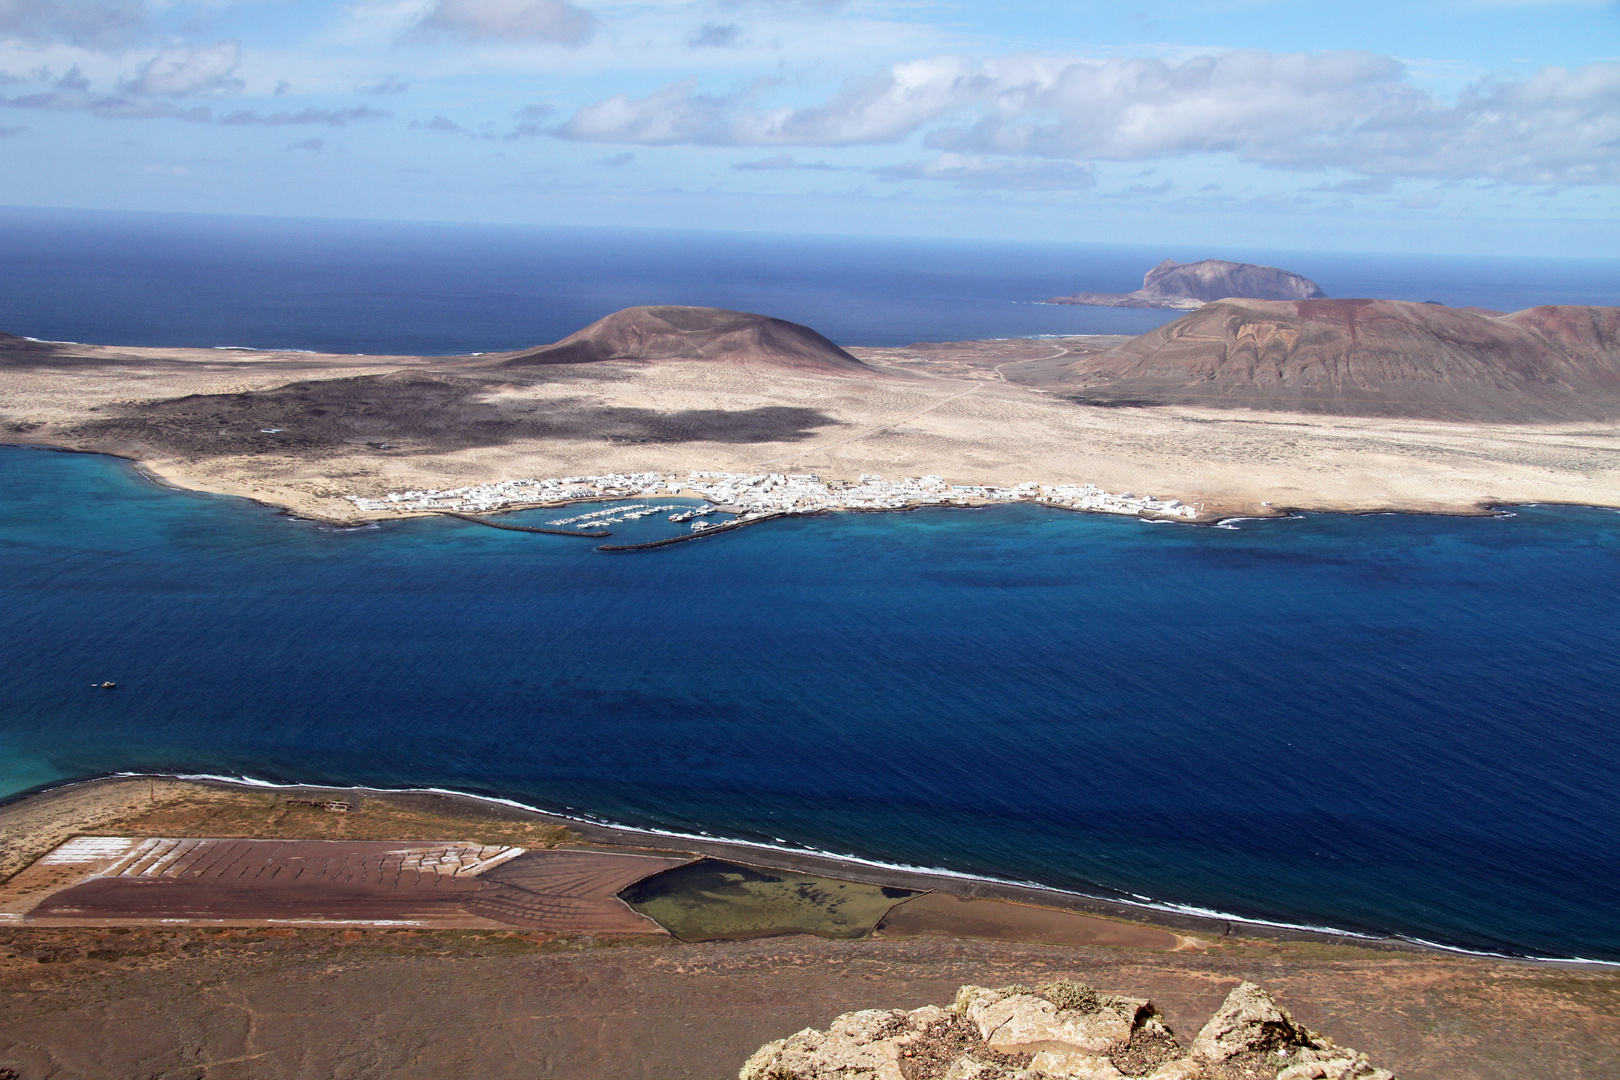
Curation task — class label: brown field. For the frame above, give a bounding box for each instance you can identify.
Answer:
[1,777,1618,1079]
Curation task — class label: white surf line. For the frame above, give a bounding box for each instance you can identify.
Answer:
[86,771,1620,965]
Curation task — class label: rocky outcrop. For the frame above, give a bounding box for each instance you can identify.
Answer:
[500,305,876,377]
[739,981,1394,1080]
[1044,260,1326,310]
[1057,298,1620,421]
[1190,982,1393,1080]
[954,983,1155,1055]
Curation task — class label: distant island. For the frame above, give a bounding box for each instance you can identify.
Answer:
[4,300,1620,525]
[1043,258,1328,309]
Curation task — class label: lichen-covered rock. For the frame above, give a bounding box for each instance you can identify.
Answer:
[1275,1047,1394,1080]
[941,1057,994,1080]
[1191,982,1320,1061]
[1027,1046,1126,1079]
[1189,984,1394,1080]
[738,1007,922,1080]
[740,979,1394,1080]
[1143,1058,1202,1080]
[953,984,1149,1054]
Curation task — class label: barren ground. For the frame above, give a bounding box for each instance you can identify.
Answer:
[4,335,1617,522]
[2,921,1618,1079]
[1,779,1617,1080]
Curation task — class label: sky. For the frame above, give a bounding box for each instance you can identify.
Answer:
[2,0,1619,254]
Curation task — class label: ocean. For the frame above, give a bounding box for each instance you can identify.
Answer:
[3,206,1619,353]
[2,208,1619,962]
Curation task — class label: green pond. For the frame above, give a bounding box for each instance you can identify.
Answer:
[618,858,919,941]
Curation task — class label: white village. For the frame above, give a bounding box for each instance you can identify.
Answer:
[346,471,1202,531]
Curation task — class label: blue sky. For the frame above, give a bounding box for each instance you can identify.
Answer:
[2,0,1618,253]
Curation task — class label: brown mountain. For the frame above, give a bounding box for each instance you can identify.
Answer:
[1044,259,1327,310]
[1056,298,1620,420]
[501,305,875,376]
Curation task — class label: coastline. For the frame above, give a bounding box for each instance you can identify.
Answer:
[3,771,1610,968]
[10,439,1610,534]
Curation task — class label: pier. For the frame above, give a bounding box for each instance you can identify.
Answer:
[595,516,779,552]
[440,512,610,538]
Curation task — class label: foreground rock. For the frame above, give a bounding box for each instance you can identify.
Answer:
[739,980,1393,1080]
[1044,260,1327,310]
[500,305,876,376]
[1057,298,1620,421]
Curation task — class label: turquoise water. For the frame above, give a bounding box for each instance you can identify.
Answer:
[3,445,1618,960]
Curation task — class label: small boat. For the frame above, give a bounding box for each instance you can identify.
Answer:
[94,681,116,689]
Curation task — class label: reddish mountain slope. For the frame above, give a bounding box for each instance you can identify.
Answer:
[501,305,875,376]
[1060,299,1620,420]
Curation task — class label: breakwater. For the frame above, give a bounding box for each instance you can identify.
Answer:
[596,516,777,552]
[440,512,610,538]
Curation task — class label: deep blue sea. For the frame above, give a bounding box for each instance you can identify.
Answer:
[3,206,1620,352]
[3,208,1619,961]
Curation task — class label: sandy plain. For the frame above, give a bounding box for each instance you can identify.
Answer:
[4,334,1618,523]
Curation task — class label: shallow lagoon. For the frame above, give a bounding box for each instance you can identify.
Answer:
[2,445,1619,960]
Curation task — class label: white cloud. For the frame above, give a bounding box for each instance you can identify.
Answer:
[416,0,596,46]
[732,152,796,169]
[555,50,1620,185]
[2,65,211,117]
[0,0,150,50]
[221,105,391,125]
[556,58,975,145]
[873,152,1096,190]
[361,76,411,94]
[922,51,1411,162]
[125,40,242,97]
[0,40,252,118]
[731,152,846,170]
